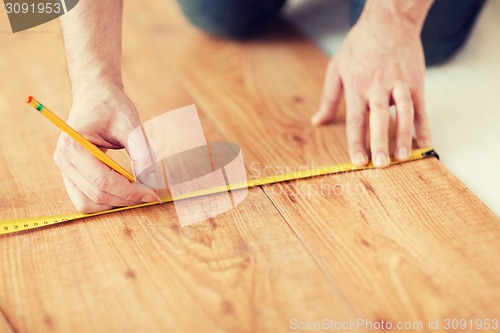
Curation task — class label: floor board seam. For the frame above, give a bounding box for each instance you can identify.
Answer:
[126,17,356,326]
[130,11,366,317]
[259,185,361,317]
[0,307,16,333]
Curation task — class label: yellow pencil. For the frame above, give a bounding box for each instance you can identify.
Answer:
[27,96,136,182]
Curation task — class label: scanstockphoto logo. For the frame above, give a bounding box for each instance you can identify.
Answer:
[129,105,249,228]
[3,0,79,32]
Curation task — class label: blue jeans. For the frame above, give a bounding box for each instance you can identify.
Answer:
[177,0,486,66]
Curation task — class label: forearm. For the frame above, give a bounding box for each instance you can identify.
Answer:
[360,0,435,30]
[60,0,123,98]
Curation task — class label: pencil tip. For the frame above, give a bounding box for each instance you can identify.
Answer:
[26,96,33,103]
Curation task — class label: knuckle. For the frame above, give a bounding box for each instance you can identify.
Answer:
[396,97,413,111]
[57,134,73,152]
[397,132,413,143]
[123,188,137,202]
[349,75,364,90]
[347,113,365,128]
[57,135,82,165]
[349,142,366,152]
[371,75,384,87]
[67,153,79,166]
[370,100,388,112]
[397,94,412,104]
[370,109,390,122]
[92,172,111,191]
[347,130,366,147]
[88,190,107,205]
[371,136,389,148]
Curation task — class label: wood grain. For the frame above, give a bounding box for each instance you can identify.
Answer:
[0,9,355,333]
[0,311,14,333]
[129,0,500,325]
[1,1,499,332]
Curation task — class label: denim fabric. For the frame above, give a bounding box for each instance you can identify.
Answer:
[350,0,486,65]
[178,0,486,65]
[177,0,287,38]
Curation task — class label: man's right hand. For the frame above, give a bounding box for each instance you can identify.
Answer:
[54,83,161,213]
[57,0,161,213]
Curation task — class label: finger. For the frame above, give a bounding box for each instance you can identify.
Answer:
[127,125,155,175]
[312,58,343,125]
[62,175,114,214]
[345,92,368,166]
[369,88,391,168]
[66,145,161,203]
[392,84,414,160]
[58,156,144,208]
[127,125,160,188]
[413,89,433,148]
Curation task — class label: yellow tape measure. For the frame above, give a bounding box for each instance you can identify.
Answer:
[0,147,438,236]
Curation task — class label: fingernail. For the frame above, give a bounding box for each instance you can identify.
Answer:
[353,152,367,166]
[374,153,389,167]
[142,193,162,204]
[397,146,408,160]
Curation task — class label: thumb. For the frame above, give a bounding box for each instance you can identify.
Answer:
[312,58,343,126]
[126,124,159,188]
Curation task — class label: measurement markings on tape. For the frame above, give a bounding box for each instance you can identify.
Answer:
[0,147,438,235]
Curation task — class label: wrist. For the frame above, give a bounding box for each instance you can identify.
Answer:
[68,83,139,134]
[360,0,434,32]
[71,75,124,101]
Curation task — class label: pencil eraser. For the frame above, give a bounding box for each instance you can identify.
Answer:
[26,96,33,103]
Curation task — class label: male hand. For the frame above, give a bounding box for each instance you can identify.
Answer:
[312,6,432,167]
[53,83,161,213]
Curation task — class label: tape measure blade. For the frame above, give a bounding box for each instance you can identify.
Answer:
[1,147,436,235]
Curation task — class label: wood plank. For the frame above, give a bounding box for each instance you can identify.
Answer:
[130,0,500,323]
[0,312,14,333]
[0,12,356,333]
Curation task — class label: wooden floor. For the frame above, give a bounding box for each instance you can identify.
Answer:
[0,1,499,332]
